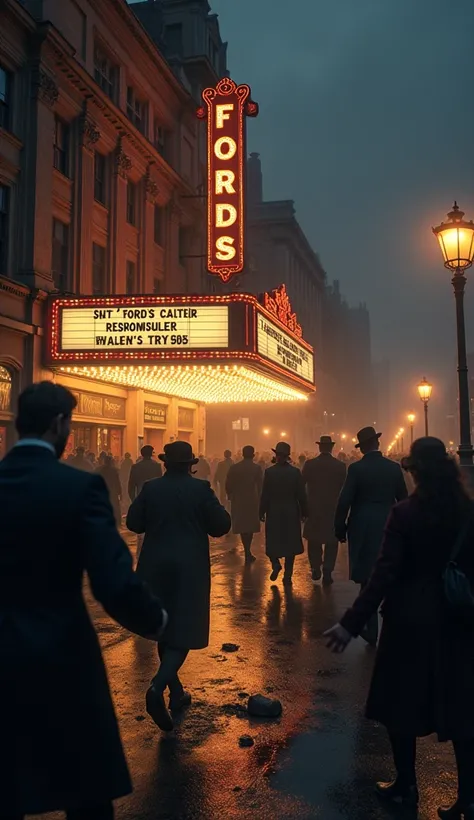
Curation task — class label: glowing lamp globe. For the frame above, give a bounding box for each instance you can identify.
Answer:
[407,413,415,424]
[418,377,432,403]
[432,203,474,272]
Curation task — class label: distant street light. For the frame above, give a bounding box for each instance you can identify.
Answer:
[263,428,270,436]
[407,412,416,446]
[280,431,287,438]
[433,202,474,467]
[417,377,433,436]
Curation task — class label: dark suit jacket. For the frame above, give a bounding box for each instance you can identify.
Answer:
[302,453,346,542]
[0,444,164,815]
[127,472,231,649]
[128,456,163,500]
[334,451,408,582]
[260,462,308,559]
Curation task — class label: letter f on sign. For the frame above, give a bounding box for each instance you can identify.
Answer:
[216,104,234,129]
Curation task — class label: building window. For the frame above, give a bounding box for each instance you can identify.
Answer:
[154,121,169,159]
[52,219,69,291]
[0,65,11,131]
[92,243,106,294]
[126,181,137,226]
[126,260,136,295]
[94,152,106,205]
[94,45,117,102]
[153,277,161,294]
[0,185,9,274]
[154,204,164,245]
[126,86,146,134]
[53,117,69,176]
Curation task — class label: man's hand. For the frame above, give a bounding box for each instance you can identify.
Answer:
[145,609,168,641]
[260,515,266,523]
[324,623,352,653]
[335,531,347,543]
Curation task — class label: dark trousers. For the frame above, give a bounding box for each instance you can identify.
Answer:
[271,556,295,579]
[241,533,254,556]
[389,732,474,802]
[2,803,114,820]
[308,539,338,573]
[361,581,379,644]
[153,643,189,697]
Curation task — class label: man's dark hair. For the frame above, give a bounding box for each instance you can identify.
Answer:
[141,445,154,459]
[16,382,77,437]
[224,449,232,458]
[242,445,255,459]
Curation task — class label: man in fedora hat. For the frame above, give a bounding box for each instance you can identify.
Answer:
[127,441,231,731]
[225,445,263,563]
[259,441,308,584]
[302,435,347,585]
[334,426,407,645]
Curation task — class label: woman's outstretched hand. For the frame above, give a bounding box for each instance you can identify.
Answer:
[324,623,352,653]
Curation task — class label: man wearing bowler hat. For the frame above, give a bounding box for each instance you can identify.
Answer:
[259,441,308,584]
[334,426,407,645]
[302,436,347,585]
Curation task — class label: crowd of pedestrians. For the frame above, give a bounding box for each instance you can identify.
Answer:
[1,381,474,819]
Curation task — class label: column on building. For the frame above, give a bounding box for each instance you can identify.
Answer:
[110,138,131,294]
[74,110,100,294]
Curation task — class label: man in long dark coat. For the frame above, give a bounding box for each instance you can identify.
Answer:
[128,444,162,501]
[303,435,346,585]
[213,449,234,507]
[259,441,308,585]
[127,441,231,732]
[335,426,408,645]
[225,445,263,563]
[0,382,166,820]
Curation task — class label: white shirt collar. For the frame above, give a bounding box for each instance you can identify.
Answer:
[14,439,56,456]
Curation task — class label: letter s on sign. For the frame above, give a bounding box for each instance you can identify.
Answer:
[216,236,236,261]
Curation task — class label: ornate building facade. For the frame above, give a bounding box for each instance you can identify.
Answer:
[0,0,210,457]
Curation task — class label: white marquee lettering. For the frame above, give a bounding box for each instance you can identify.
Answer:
[215,170,236,195]
[216,103,234,129]
[214,137,237,160]
[215,236,236,261]
[216,204,237,228]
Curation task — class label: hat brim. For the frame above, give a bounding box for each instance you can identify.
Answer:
[355,432,382,448]
[316,440,335,446]
[159,453,199,465]
[272,448,291,456]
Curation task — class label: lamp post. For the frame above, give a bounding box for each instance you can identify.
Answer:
[399,428,405,453]
[433,203,474,467]
[407,413,415,446]
[418,377,432,436]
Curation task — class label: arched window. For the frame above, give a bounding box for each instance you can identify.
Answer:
[0,366,12,413]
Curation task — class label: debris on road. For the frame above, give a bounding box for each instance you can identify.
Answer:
[239,735,255,747]
[247,694,283,717]
[221,643,240,652]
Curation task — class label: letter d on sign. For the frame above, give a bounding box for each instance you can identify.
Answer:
[216,204,237,228]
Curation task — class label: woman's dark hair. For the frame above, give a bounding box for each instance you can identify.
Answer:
[16,382,76,436]
[408,437,470,521]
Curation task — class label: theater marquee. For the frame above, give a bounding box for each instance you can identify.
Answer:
[198,77,258,283]
[46,291,314,403]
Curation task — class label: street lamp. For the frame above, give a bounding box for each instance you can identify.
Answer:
[407,413,415,446]
[417,377,433,436]
[263,428,270,436]
[433,202,474,467]
[280,431,287,438]
[399,427,405,453]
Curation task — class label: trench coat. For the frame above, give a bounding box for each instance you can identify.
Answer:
[302,453,346,542]
[334,451,408,583]
[97,463,122,525]
[225,458,263,534]
[127,472,231,649]
[341,495,474,741]
[0,444,164,815]
[260,462,308,559]
[214,456,234,505]
[128,457,162,501]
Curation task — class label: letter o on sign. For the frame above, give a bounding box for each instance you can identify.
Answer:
[214,137,237,160]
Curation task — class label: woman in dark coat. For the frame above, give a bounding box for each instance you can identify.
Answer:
[259,441,308,584]
[97,455,122,526]
[325,438,474,818]
[127,441,231,732]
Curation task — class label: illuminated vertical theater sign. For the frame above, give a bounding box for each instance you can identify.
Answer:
[198,78,258,282]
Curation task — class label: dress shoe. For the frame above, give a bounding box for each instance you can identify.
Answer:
[146,685,174,731]
[376,779,419,808]
[270,563,282,582]
[169,691,192,712]
[322,572,334,586]
[438,801,474,819]
[311,569,322,584]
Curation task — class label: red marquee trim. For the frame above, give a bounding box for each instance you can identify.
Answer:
[262,284,303,338]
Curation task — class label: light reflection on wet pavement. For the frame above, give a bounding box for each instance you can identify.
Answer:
[35,533,458,820]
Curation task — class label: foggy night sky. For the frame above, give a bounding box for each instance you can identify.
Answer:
[211,0,474,430]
